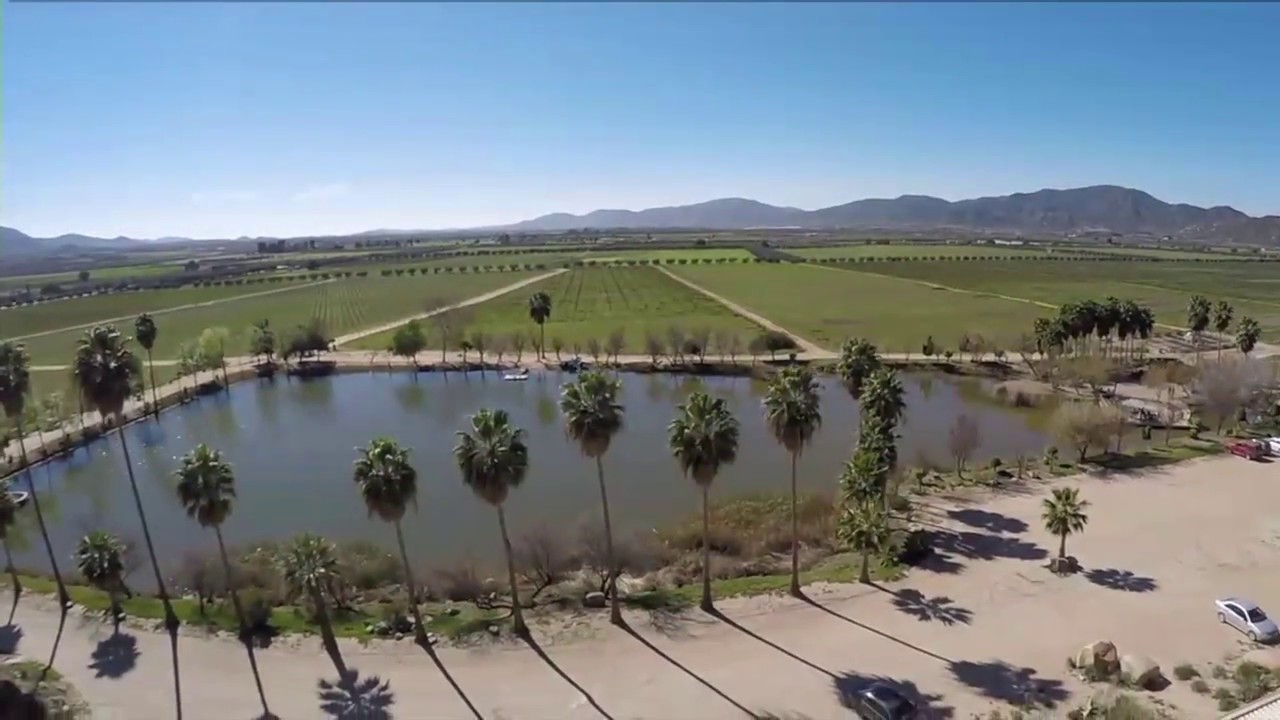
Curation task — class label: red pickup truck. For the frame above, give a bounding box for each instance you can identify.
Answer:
[1228,440,1266,461]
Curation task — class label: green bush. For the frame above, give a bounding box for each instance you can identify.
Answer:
[1172,663,1200,681]
[1190,678,1210,694]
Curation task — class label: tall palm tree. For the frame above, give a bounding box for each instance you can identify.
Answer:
[762,365,821,596]
[1042,487,1089,560]
[835,338,880,400]
[1097,297,1122,357]
[859,367,906,472]
[352,438,426,642]
[559,370,626,625]
[528,292,553,359]
[667,391,740,611]
[1187,295,1211,361]
[1237,316,1262,358]
[74,531,130,626]
[134,314,160,416]
[0,481,21,598]
[72,326,177,630]
[1213,300,1234,360]
[279,534,346,673]
[174,444,270,716]
[453,409,531,635]
[0,341,70,609]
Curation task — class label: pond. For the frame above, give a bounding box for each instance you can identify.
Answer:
[8,369,1052,577]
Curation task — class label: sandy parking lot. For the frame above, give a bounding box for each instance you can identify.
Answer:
[4,454,1279,719]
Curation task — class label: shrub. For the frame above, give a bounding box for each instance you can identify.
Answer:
[1172,663,1199,681]
[1234,661,1280,702]
[239,587,277,637]
[433,563,489,602]
[1190,678,1210,694]
[337,541,402,591]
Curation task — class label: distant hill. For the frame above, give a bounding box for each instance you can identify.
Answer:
[502,185,1280,245]
[1,226,149,256]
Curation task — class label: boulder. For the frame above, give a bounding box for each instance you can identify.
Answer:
[583,592,607,609]
[1120,654,1163,690]
[1243,647,1280,669]
[1071,640,1120,676]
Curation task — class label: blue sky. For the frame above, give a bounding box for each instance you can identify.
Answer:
[5,3,1280,238]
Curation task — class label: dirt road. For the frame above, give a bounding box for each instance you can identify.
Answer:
[6,455,1276,719]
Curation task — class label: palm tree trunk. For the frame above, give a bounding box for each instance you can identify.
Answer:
[310,584,346,676]
[859,549,871,584]
[496,504,527,636]
[789,451,800,597]
[146,349,160,417]
[594,456,622,626]
[221,360,230,395]
[13,418,69,609]
[1058,532,1067,559]
[539,323,546,360]
[700,486,712,612]
[216,527,271,717]
[3,540,21,603]
[392,521,427,642]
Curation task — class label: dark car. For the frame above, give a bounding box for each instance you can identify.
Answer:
[851,683,918,720]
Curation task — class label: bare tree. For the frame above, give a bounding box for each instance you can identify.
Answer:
[1016,332,1040,379]
[1052,402,1121,462]
[490,334,510,366]
[469,331,488,364]
[947,413,981,477]
[690,327,712,364]
[551,336,565,361]
[605,329,625,365]
[586,337,603,363]
[666,325,687,365]
[511,333,527,363]
[1193,358,1276,432]
[710,330,728,362]
[726,334,742,365]
[644,331,664,365]
[516,527,575,601]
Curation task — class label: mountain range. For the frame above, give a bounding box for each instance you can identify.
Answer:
[4,185,1279,255]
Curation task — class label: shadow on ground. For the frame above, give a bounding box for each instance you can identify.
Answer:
[522,633,614,720]
[948,660,1069,709]
[1084,567,1158,593]
[318,669,395,720]
[88,632,140,679]
[946,508,1028,535]
[931,529,1047,563]
[619,621,754,718]
[833,671,955,719]
[0,624,22,654]
[886,589,974,626]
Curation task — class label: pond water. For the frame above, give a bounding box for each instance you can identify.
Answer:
[9,369,1052,577]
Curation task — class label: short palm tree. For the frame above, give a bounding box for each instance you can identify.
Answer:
[174,443,270,715]
[353,438,426,641]
[1187,295,1211,360]
[835,339,880,399]
[454,409,531,635]
[668,391,739,611]
[0,341,70,609]
[74,531,130,626]
[1042,487,1090,560]
[0,481,21,596]
[279,533,345,673]
[72,326,177,631]
[528,292,553,359]
[134,314,160,416]
[762,365,822,596]
[838,499,891,584]
[559,370,626,625]
[1237,316,1262,357]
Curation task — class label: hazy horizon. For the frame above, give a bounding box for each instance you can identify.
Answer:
[7,3,1280,238]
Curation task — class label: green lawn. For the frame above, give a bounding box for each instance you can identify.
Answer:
[17,272,541,366]
[864,260,1280,341]
[352,266,763,354]
[670,263,1046,353]
[791,244,1047,260]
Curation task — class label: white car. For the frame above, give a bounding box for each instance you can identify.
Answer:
[1216,598,1280,643]
[1266,437,1280,456]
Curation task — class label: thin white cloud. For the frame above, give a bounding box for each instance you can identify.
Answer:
[292,183,351,203]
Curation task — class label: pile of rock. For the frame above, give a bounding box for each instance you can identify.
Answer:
[1068,639,1165,690]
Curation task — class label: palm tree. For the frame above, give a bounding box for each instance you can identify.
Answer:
[1213,301,1234,360]
[74,531,130,626]
[174,444,270,715]
[279,533,345,672]
[353,438,426,641]
[762,365,821,596]
[134,314,160,416]
[1042,487,1089,560]
[835,338,880,399]
[0,481,21,598]
[668,391,739,611]
[453,409,531,635]
[838,499,891,584]
[72,326,177,631]
[559,370,626,625]
[0,341,70,609]
[528,292,553,359]
[1187,295,1211,360]
[1237,317,1262,358]
[859,368,906,472]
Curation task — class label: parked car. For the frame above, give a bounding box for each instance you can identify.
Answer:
[849,683,918,720]
[1216,598,1280,643]
[1227,440,1266,461]
[1265,437,1280,456]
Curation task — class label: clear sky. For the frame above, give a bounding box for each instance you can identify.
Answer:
[5,2,1280,239]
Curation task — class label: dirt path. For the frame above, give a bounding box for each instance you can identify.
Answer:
[7,280,333,342]
[4,454,1275,719]
[332,268,567,345]
[656,266,833,357]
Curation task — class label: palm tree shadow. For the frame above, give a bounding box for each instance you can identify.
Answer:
[797,594,952,664]
[88,632,140,678]
[6,580,19,625]
[704,608,836,678]
[616,620,754,717]
[881,588,974,626]
[0,624,22,654]
[318,669,395,720]
[520,634,614,720]
[415,637,483,720]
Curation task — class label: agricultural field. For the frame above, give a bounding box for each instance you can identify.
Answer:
[864,260,1280,341]
[790,244,1048,260]
[580,247,754,263]
[355,265,763,354]
[14,272,542,367]
[671,263,1046,353]
[1063,246,1262,260]
[0,263,190,292]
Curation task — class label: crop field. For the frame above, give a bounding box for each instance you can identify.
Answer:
[14,272,542,367]
[362,266,763,354]
[1063,246,1260,260]
[790,244,1048,260]
[581,247,754,263]
[671,263,1047,353]
[0,263,190,292]
[864,260,1280,341]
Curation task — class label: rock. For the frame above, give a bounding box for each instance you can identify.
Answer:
[393,632,404,642]
[486,625,501,637]
[1071,640,1120,676]
[425,633,438,646]
[583,592,607,608]
[1120,654,1163,689]
[1243,647,1280,669]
